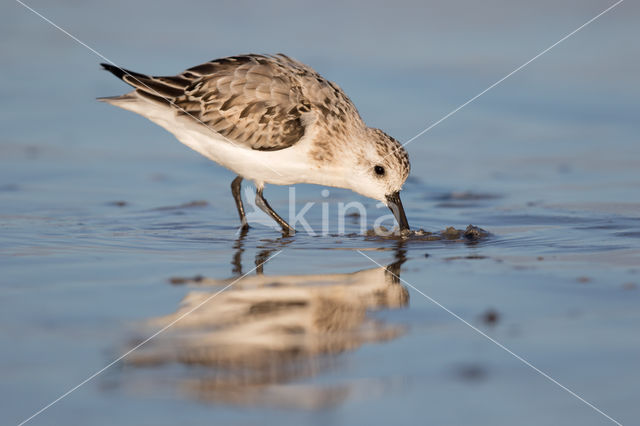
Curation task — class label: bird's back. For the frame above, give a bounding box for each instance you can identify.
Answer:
[101,54,363,153]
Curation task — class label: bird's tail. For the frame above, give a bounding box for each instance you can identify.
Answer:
[96,92,139,107]
[99,63,192,105]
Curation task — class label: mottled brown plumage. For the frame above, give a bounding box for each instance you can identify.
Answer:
[116,54,362,152]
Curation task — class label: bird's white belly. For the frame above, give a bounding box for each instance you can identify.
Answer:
[175,124,311,186]
[133,100,336,188]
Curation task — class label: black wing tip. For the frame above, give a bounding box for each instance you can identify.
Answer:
[100,63,148,83]
[100,62,127,80]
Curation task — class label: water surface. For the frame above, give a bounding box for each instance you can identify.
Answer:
[2,1,640,425]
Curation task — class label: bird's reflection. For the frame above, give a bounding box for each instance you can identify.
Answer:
[124,237,409,409]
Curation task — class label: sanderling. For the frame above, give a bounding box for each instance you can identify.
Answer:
[100,54,410,235]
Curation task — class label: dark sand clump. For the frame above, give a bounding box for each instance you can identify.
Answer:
[364,224,490,242]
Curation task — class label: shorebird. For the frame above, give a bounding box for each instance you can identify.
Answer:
[100,54,410,235]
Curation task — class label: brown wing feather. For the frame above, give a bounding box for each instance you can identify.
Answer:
[173,55,316,150]
[110,54,362,151]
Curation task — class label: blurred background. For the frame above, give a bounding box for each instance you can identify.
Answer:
[1,1,639,425]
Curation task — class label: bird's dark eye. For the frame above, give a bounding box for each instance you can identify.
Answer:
[374,165,385,176]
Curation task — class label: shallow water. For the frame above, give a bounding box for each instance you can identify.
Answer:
[2,1,640,425]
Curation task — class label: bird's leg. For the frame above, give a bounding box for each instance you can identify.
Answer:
[231,176,249,230]
[255,187,295,236]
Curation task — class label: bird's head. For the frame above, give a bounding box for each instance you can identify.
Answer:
[347,128,411,231]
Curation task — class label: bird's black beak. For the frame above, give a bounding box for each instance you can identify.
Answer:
[386,191,410,232]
